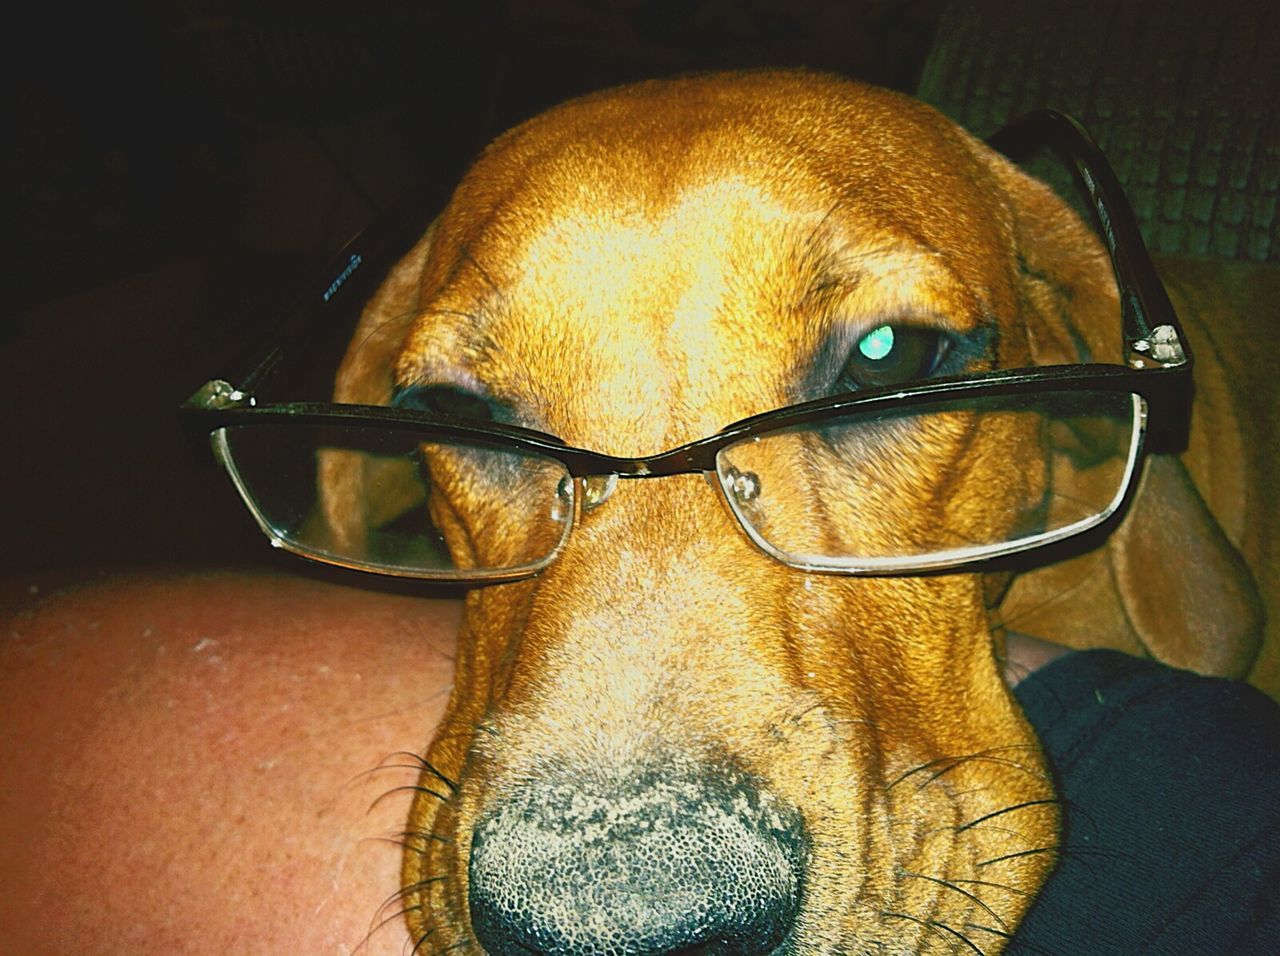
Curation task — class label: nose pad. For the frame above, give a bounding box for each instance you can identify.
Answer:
[468,768,806,955]
[722,465,762,506]
[581,473,619,512]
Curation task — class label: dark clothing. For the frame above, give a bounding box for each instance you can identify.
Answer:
[1011,650,1280,954]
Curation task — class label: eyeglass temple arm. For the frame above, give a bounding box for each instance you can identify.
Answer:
[194,185,449,403]
[189,113,1185,406]
[986,110,1191,369]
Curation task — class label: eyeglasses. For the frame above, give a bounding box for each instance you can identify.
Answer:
[180,111,1191,582]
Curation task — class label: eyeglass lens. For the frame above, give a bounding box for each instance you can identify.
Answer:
[714,389,1142,571]
[213,424,575,577]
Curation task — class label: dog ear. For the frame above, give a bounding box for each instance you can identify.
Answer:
[986,156,1263,677]
[983,153,1121,367]
[1110,456,1262,674]
[316,222,438,556]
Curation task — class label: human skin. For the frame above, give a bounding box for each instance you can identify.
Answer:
[1,570,461,955]
[0,570,1060,953]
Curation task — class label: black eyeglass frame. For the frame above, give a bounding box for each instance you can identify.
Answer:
[180,110,1192,578]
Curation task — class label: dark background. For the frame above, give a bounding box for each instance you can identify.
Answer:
[5,0,1276,586]
[3,0,945,581]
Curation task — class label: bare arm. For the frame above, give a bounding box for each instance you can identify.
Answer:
[0,570,460,955]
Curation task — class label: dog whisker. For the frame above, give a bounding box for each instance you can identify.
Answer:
[352,754,458,793]
[380,874,450,916]
[373,886,443,956]
[957,798,1060,833]
[887,744,1047,791]
[901,870,1008,930]
[408,926,436,956]
[823,237,903,266]
[367,783,453,815]
[374,832,454,856]
[1057,844,1133,869]
[374,835,423,855]
[404,757,465,793]
[367,763,434,776]
[344,750,453,798]
[391,827,454,846]
[883,910,987,954]
[964,922,1063,956]
[936,748,1047,784]
[976,844,1058,868]
[956,822,1033,843]
[798,239,907,313]
[1054,797,1103,845]
[886,755,956,790]
[386,751,460,792]
[787,700,828,723]
[371,767,460,798]
[949,784,999,800]
[948,877,1035,900]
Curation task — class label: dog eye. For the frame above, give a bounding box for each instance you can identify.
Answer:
[841,324,949,389]
[393,385,494,421]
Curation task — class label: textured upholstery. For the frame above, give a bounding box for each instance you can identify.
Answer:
[916,1,1279,263]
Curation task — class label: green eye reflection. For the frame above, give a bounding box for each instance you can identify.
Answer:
[858,325,896,361]
[842,324,948,390]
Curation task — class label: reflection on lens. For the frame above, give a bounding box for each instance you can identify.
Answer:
[214,424,574,579]
[714,389,1142,572]
[724,465,762,505]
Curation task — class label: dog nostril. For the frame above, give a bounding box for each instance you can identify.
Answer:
[468,771,806,956]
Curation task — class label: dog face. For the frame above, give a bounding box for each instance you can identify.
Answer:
[328,72,1121,954]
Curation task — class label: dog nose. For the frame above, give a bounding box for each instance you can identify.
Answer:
[468,768,806,955]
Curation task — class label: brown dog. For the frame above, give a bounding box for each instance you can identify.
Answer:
[324,72,1274,954]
